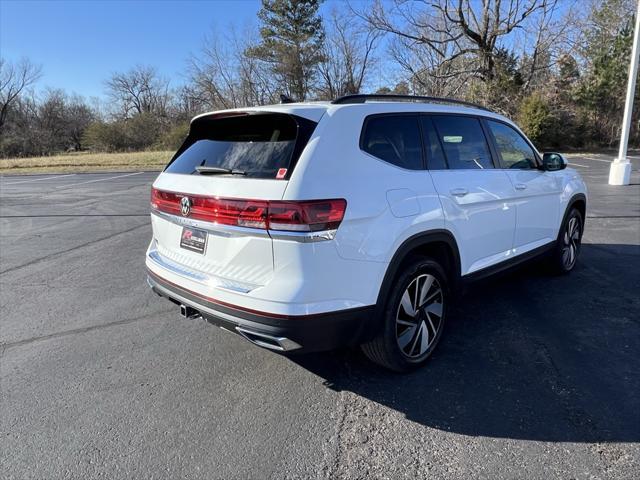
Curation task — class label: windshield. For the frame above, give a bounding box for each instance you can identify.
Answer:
[165,112,316,179]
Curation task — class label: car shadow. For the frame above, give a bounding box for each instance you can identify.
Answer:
[290,243,640,442]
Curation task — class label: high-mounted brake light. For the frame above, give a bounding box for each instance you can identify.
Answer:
[151,188,346,232]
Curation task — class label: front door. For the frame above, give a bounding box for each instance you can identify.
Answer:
[484,119,562,253]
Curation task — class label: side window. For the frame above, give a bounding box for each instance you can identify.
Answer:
[431,115,494,170]
[361,115,423,170]
[420,116,447,170]
[487,120,538,169]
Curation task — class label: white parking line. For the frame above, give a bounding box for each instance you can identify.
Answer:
[569,163,589,168]
[55,172,144,189]
[2,173,76,185]
[578,156,614,163]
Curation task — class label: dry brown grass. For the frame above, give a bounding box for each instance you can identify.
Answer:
[0,151,173,174]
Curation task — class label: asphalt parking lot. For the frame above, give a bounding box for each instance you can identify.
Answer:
[1,154,639,479]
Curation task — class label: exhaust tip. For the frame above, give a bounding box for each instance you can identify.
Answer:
[235,327,301,352]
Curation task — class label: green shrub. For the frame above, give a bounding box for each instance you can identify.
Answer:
[517,93,557,148]
[156,122,190,150]
[83,113,165,152]
[83,121,128,152]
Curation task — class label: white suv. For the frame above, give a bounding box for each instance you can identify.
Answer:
[146,94,587,371]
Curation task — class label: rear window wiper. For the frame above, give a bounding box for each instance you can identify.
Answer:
[195,166,246,176]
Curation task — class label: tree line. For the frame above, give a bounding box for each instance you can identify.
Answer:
[0,0,637,158]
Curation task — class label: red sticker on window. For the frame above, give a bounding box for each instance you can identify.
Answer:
[276,168,287,179]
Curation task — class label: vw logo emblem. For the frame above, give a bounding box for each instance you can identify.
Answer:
[180,196,192,217]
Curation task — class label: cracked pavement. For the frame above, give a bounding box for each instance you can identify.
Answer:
[1,156,639,479]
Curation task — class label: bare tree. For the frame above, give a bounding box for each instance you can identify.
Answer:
[0,57,42,133]
[517,0,584,92]
[189,31,240,109]
[235,31,279,106]
[362,0,556,83]
[188,27,277,110]
[387,14,475,97]
[317,9,381,99]
[105,65,170,118]
[171,84,207,122]
[65,94,95,151]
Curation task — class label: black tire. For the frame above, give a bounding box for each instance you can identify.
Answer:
[549,207,583,274]
[361,256,448,372]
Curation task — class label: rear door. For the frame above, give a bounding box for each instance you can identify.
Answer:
[484,119,562,251]
[422,115,516,275]
[149,112,316,292]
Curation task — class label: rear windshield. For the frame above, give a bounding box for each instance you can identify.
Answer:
[165,112,317,179]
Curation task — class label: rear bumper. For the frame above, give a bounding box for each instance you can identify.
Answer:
[147,269,375,353]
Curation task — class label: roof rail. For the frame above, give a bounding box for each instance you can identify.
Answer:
[331,94,491,112]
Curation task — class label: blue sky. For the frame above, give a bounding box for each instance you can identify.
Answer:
[1,0,374,99]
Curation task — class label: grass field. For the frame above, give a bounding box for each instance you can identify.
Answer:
[1,149,635,175]
[0,151,173,174]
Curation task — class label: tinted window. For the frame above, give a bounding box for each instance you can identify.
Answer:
[165,113,315,179]
[420,116,447,170]
[431,116,493,169]
[487,120,537,169]
[361,115,423,170]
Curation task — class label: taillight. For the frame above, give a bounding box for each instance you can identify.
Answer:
[268,199,347,231]
[151,188,268,228]
[151,188,346,232]
[151,188,182,216]
[201,198,268,229]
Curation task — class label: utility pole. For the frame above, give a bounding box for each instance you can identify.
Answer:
[609,1,640,185]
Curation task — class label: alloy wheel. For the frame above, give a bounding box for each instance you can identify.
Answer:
[395,274,444,359]
[562,216,581,269]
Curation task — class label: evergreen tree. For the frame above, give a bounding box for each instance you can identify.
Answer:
[247,0,325,101]
[577,0,638,145]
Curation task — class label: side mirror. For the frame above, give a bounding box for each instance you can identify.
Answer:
[541,152,567,172]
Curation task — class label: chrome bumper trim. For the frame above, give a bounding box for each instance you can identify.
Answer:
[268,229,337,242]
[147,247,253,293]
[151,210,270,238]
[151,210,336,243]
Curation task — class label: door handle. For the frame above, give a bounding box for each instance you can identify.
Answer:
[450,188,468,197]
[515,183,527,190]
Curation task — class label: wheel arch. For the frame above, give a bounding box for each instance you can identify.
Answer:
[568,193,586,220]
[562,193,587,235]
[365,230,461,341]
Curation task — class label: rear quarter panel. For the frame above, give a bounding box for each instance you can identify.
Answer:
[280,107,446,307]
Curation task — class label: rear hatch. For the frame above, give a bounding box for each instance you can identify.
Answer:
[149,110,318,293]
